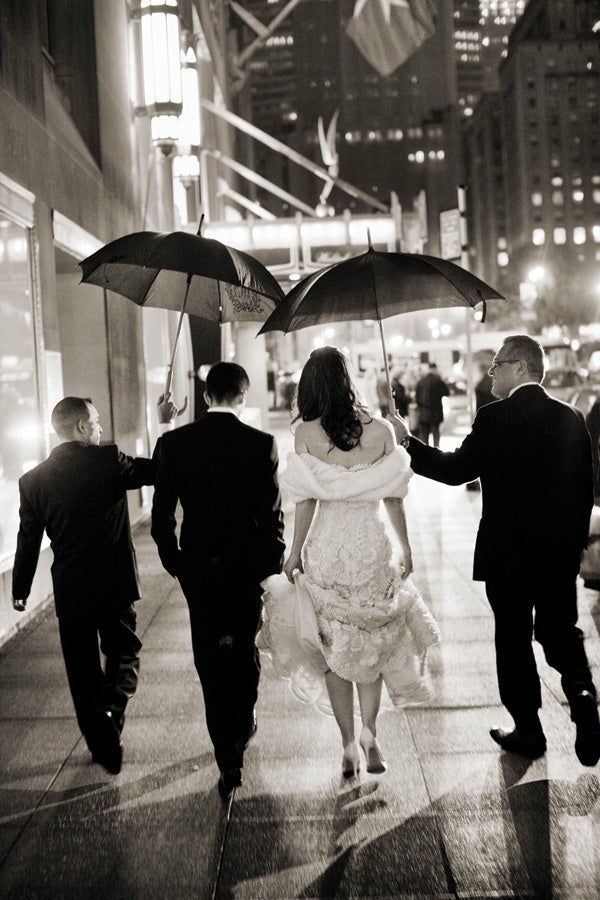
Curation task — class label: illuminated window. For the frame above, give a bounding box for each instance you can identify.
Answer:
[593,189,600,203]
[531,192,543,206]
[497,251,509,266]
[554,227,566,244]
[552,191,564,205]
[572,190,584,202]
[573,227,586,244]
[592,225,600,243]
[532,228,545,245]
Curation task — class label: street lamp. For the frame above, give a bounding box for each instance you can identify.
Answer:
[137,0,183,229]
[139,0,182,127]
[173,43,201,225]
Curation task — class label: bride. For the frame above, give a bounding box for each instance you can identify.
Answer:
[261,346,440,778]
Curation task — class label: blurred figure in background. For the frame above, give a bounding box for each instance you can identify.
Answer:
[376,369,391,416]
[586,398,600,499]
[415,363,449,447]
[467,363,496,491]
[391,368,409,417]
[475,366,495,411]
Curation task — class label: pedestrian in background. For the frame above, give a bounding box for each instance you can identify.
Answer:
[391,368,409,417]
[12,394,176,775]
[151,362,285,799]
[376,369,391,416]
[415,362,449,447]
[388,335,600,767]
[474,366,495,411]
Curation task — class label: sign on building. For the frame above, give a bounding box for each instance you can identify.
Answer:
[439,208,461,261]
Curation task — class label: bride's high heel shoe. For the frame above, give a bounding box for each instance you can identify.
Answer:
[359,727,387,774]
[341,741,360,779]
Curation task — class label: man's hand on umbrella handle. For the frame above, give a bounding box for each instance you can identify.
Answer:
[386,412,410,442]
[157,392,178,424]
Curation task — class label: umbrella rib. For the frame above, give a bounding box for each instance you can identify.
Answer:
[368,248,394,411]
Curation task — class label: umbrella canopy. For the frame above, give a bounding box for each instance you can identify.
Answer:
[80,227,285,399]
[258,248,504,335]
[79,229,285,323]
[258,246,505,410]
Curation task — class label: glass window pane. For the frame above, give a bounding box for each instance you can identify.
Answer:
[0,217,42,559]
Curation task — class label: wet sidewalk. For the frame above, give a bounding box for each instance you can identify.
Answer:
[1,422,600,899]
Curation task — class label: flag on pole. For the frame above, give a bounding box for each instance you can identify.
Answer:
[346,0,436,77]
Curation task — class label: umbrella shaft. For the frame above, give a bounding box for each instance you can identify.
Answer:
[377,317,394,412]
[164,275,192,396]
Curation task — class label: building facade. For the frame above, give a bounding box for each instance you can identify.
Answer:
[0,0,197,642]
[464,0,600,332]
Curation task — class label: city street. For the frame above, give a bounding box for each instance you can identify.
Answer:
[1,415,599,899]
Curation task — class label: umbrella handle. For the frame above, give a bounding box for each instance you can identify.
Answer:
[160,380,188,419]
[376,317,394,412]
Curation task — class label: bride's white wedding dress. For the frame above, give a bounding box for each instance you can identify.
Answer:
[260,446,440,714]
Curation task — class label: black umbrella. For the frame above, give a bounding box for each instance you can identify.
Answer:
[80,219,285,398]
[258,239,504,407]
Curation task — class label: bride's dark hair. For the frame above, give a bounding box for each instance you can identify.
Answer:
[293,346,370,451]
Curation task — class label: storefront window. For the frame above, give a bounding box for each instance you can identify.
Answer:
[0,217,41,560]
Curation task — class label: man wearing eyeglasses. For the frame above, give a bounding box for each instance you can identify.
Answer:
[389,334,600,767]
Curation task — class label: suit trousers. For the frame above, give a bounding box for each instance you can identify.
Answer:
[58,604,142,747]
[485,573,596,728]
[179,571,263,772]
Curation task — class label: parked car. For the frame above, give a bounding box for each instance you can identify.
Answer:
[544,368,584,402]
[568,385,600,417]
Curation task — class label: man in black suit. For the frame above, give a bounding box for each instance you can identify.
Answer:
[415,362,450,447]
[151,362,285,797]
[12,394,176,774]
[389,335,600,766]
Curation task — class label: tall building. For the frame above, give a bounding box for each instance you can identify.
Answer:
[232,0,459,254]
[463,0,600,331]
[230,1,527,258]
[453,0,526,116]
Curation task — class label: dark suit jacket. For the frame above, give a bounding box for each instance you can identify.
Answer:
[415,372,450,424]
[12,442,154,616]
[407,384,594,580]
[151,412,285,586]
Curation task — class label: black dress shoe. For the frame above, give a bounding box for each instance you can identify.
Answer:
[89,710,123,775]
[571,691,600,767]
[218,768,242,799]
[248,709,258,742]
[490,727,547,759]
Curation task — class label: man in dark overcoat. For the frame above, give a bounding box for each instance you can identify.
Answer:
[390,335,600,766]
[12,394,175,773]
[151,362,285,797]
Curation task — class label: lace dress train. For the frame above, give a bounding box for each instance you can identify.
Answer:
[260,448,440,715]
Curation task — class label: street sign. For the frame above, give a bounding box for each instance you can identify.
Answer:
[439,208,461,261]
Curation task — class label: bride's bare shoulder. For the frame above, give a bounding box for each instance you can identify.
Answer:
[294,418,323,452]
[362,414,393,436]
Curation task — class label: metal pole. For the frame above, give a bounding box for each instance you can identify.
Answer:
[165,274,192,396]
[458,186,474,422]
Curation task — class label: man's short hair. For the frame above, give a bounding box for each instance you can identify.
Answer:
[502,334,545,380]
[205,362,249,403]
[51,397,92,438]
